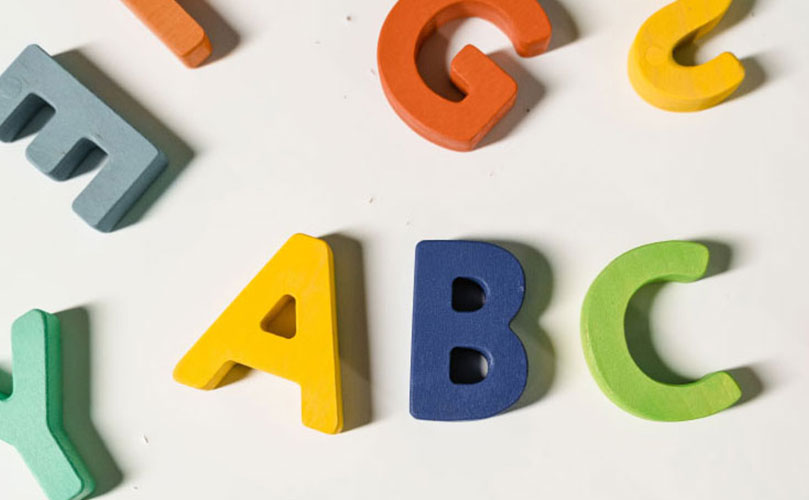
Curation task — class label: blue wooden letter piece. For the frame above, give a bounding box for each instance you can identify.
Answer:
[0,45,167,232]
[410,240,528,420]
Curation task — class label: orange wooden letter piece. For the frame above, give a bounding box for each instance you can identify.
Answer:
[121,0,212,67]
[377,0,552,151]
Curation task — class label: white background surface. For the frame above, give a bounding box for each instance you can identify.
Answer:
[0,0,807,498]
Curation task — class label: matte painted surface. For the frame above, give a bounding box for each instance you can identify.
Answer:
[0,310,94,500]
[121,0,212,67]
[410,240,527,420]
[377,0,551,150]
[628,0,745,111]
[174,234,344,434]
[0,45,167,231]
[581,241,741,421]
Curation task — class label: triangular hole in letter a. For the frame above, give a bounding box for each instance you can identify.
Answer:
[261,295,297,339]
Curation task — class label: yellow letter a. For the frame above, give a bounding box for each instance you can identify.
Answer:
[173,234,343,434]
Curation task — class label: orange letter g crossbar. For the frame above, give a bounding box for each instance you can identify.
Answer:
[377,0,552,151]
